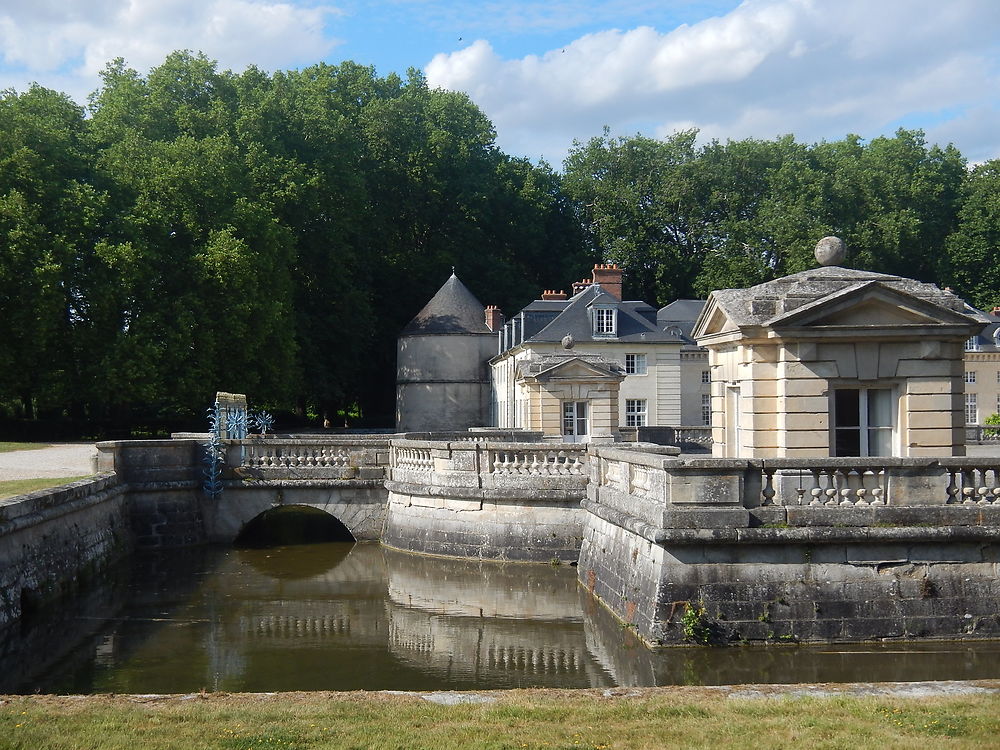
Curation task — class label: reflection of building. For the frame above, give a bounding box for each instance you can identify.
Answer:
[693,252,987,458]
[382,548,612,688]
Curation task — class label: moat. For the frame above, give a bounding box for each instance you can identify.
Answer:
[4,540,1000,694]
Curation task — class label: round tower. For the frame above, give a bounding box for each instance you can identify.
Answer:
[396,273,498,432]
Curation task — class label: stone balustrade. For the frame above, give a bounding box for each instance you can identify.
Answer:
[384,439,591,562]
[229,438,389,481]
[388,439,589,493]
[587,448,1000,534]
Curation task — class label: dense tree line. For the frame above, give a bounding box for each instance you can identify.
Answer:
[1,51,997,435]
[0,52,588,433]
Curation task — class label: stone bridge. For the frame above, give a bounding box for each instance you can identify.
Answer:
[4,432,1000,648]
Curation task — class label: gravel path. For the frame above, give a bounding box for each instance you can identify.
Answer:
[0,443,97,480]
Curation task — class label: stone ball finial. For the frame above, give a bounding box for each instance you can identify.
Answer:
[815,236,846,266]
[561,334,574,350]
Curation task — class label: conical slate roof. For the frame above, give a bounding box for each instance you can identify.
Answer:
[401,273,491,335]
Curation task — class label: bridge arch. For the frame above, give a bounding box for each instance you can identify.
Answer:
[234,504,355,547]
[201,484,387,545]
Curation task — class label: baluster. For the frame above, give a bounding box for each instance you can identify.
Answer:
[838,467,856,506]
[945,468,960,504]
[808,469,823,506]
[962,469,977,504]
[760,467,776,506]
[529,453,541,475]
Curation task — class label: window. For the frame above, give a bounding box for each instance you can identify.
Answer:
[562,401,588,436]
[996,371,1000,384]
[701,394,711,426]
[625,353,647,375]
[966,393,978,425]
[625,399,647,427]
[965,371,977,384]
[701,370,711,384]
[593,307,617,336]
[831,388,894,457]
[966,336,981,352]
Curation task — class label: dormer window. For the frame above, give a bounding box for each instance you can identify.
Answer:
[593,306,617,337]
[966,336,981,352]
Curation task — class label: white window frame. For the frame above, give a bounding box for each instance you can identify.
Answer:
[593,306,617,337]
[830,387,895,457]
[966,336,981,352]
[624,353,647,375]
[562,401,589,439]
[701,394,711,426]
[966,393,978,425]
[965,371,977,384]
[701,370,711,384]
[625,399,647,427]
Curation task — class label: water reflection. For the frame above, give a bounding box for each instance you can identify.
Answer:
[4,542,999,694]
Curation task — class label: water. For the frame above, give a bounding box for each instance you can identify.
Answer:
[4,542,1000,694]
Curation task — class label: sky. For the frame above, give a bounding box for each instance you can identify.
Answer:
[2,0,1000,166]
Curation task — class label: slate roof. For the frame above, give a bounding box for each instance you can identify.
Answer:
[706,267,982,329]
[657,299,706,343]
[967,309,1000,352]
[519,285,685,345]
[400,273,491,336]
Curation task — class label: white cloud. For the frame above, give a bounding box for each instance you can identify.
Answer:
[0,0,340,101]
[425,0,1000,164]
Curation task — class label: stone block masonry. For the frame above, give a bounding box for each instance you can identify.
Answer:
[580,446,1000,646]
[0,474,130,632]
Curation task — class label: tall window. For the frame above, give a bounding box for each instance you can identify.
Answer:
[832,388,894,457]
[593,307,616,336]
[966,393,978,425]
[965,371,977,384]
[701,394,711,426]
[625,399,647,427]
[562,401,588,437]
[701,370,710,384]
[625,353,647,375]
[966,336,981,352]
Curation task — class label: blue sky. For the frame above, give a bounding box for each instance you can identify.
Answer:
[3,1,1000,165]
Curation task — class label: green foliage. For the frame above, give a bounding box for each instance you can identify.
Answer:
[681,601,715,645]
[0,52,584,432]
[562,127,968,305]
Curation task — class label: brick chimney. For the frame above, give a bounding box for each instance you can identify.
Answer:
[571,277,592,296]
[591,263,623,300]
[991,306,1000,317]
[484,305,505,332]
[541,289,568,301]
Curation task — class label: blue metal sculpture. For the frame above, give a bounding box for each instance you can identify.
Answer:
[202,402,226,499]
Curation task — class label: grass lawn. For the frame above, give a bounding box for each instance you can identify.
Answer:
[2,688,999,750]
[0,476,91,500]
[0,442,50,453]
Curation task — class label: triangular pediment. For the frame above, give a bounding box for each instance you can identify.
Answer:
[517,356,623,383]
[692,296,737,340]
[770,282,976,329]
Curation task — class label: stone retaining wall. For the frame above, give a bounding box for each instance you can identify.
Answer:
[0,474,130,631]
[580,447,1000,645]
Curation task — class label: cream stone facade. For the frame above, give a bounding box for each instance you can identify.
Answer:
[490,265,693,442]
[694,261,988,459]
[962,310,1000,425]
